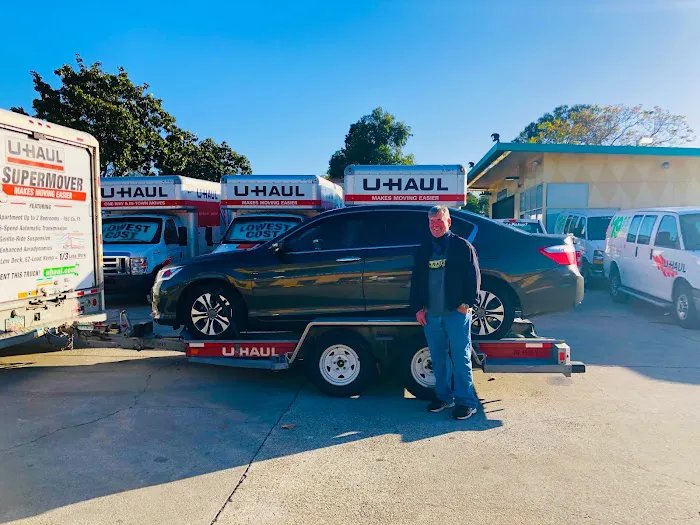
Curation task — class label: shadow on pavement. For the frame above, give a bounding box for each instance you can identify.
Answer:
[0,355,502,523]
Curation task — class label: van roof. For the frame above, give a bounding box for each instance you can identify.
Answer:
[615,206,700,215]
[557,209,618,217]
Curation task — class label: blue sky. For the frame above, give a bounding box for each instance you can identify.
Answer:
[3,0,699,174]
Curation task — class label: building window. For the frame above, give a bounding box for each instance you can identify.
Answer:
[519,183,543,220]
[497,189,508,201]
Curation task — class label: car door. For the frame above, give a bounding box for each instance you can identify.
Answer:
[648,214,682,301]
[163,219,185,264]
[250,213,370,320]
[631,214,659,294]
[362,209,430,315]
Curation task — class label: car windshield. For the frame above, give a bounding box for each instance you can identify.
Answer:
[587,217,612,240]
[679,214,700,250]
[223,217,301,243]
[102,218,163,244]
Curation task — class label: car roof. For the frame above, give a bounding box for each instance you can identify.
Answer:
[317,204,484,220]
[496,218,540,223]
[615,206,700,215]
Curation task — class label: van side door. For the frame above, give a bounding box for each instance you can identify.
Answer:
[631,215,659,294]
[648,214,683,301]
[164,218,184,265]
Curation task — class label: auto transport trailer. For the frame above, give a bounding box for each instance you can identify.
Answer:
[76,314,585,398]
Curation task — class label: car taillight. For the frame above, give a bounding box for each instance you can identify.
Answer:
[539,244,576,266]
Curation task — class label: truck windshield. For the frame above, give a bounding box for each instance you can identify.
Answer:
[587,217,612,241]
[679,214,700,250]
[102,218,163,244]
[224,217,301,243]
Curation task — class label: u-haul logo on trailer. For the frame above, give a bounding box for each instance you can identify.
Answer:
[101,186,170,199]
[232,185,306,198]
[222,345,282,357]
[361,177,450,193]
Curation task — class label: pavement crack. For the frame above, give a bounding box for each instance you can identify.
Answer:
[210,383,304,524]
[0,357,184,455]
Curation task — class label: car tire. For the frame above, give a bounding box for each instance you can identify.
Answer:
[673,282,698,329]
[472,281,515,340]
[582,261,593,289]
[305,331,377,397]
[609,267,627,303]
[182,284,240,340]
[400,342,435,400]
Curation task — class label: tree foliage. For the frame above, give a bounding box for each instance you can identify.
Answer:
[514,104,695,146]
[462,192,489,215]
[21,55,250,178]
[328,107,414,179]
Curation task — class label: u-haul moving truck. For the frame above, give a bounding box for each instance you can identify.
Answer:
[0,108,105,350]
[344,164,467,206]
[215,174,344,252]
[100,176,222,293]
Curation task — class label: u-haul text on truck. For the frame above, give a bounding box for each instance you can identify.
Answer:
[0,108,105,349]
[100,176,222,294]
[343,164,467,206]
[215,175,343,252]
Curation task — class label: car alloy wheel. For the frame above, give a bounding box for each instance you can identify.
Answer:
[472,290,505,337]
[410,346,435,388]
[319,345,361,386]
[190,292,233,337]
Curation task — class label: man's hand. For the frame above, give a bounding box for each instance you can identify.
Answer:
[457,304,470,315]
[416,308,428,326]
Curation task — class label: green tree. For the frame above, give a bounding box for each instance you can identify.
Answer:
[515,104,694,146]
[21,55,250,178]
[328,107,414,179]
[462,192,489,215]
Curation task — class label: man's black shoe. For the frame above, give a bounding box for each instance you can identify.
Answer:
[452,405,477,420]
[427,400,455,413]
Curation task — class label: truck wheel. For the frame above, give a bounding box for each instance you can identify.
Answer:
[609,267,627,303]
[400,343,435,400]
[472,282,515,340]
[674,282,698,329]
[305,332,376,397]
[183,284,239,340]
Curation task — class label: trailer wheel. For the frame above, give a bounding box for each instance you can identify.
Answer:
[400,343,435,400]
[305,332,376,397]
[183,284,239,340]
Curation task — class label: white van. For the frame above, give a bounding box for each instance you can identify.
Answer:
[215,175,344,253]
[604,207,700,327]
[101,176,222,294]
[553,209,617,282]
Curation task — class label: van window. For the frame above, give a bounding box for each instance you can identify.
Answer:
[626,215,643,242]
[587,216,613,241]
[572,217,586,237]
[679,214,700,251]
[164,219,179,245]
[654,215,680,249]
[636,215,658,245]
[563,215,574,234]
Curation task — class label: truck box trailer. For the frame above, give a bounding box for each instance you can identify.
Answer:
[100,176,222,294]
[215,174,344,252]
[0,108,105,350]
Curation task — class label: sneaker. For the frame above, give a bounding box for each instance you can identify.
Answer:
[452,405,477,420]
[426,400,455,413]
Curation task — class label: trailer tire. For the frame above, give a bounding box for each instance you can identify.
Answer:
[400,342,435,400]
[182,283,240,340]
[305,331,376,397]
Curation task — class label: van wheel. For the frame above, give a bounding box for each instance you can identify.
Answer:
[609,267,627,303]
[472,282,515,340]
[674,282,698,329]
[183,284,240,340]
[305,332,376,397]
[400,343,435,400]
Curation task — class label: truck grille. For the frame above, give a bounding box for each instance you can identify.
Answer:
[103,256,129,275]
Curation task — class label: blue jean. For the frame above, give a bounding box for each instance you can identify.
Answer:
[423,310,479,408]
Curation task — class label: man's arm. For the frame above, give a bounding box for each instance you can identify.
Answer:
[462,241,481,308]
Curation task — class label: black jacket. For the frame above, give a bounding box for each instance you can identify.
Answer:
[409,231,481,314]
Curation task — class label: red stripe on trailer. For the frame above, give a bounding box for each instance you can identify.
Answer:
[221,199,322,207]
[186,341,297,358]
[102,199,221,227]
[345,193,465,203]
[478,341,554,359]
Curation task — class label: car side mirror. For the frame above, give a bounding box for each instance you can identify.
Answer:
[272,241,286,258]
[178,227,188,247]
[205,226,213,247]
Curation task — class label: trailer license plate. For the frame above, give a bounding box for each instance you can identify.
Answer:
[5,316,25,332]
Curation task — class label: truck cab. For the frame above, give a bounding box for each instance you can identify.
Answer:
[100,176,222,295]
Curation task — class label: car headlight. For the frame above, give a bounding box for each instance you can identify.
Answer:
[156,266,183,282]
[130,257,149,275]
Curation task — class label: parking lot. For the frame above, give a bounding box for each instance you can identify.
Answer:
[1,288,699,525]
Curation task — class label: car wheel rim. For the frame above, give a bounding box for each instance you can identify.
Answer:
[677,294,689,321]
[611,275,620,296]
[410,347,435,388]
[319,345,360,386]
[472,290,505,336]
[190,292,232,336]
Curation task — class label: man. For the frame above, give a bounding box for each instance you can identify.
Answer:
[409,205,481,420]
